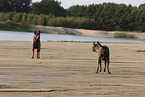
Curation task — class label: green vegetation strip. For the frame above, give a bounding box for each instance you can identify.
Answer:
[114,33,135,39]
[0,89,55,92]
[47,40,92,43]
[136,50,145,52]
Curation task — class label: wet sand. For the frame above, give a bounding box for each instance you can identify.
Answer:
[0,41,145,97]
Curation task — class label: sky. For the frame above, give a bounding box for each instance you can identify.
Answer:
[32,0,145,8]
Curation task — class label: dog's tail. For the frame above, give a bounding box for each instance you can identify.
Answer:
[97,41,103,48]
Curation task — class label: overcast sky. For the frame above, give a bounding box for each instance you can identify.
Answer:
[32,0,145,8]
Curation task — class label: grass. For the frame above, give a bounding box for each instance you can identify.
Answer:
[46,40,92,43]
[90,84,122,87]
[114,33,135,39]
[136,50,145,52]
[0,20,30,32]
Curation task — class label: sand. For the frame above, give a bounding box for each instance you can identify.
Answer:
[0,41,145,97]
[32,25,145,40]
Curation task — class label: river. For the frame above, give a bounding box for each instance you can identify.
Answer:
[0,30,145,43]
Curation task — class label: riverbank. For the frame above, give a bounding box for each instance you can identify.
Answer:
[32,25,145,40]
[0,41,145,97]
[1,20,145,40]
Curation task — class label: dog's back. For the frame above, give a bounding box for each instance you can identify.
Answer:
[100,45,109,60]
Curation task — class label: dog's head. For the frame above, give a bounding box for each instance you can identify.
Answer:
[34,30,40,40]
[92,41,101,52]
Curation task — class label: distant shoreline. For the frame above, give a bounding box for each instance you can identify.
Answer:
[1,21,145,41]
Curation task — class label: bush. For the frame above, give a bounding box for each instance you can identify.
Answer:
[0,12,4,21]
[12,13,22,23]
[37,14,45,25]
[32,15,38,25]
[21,13,27,23]
[114,33,135,39]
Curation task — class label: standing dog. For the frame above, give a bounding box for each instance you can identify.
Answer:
[32,31,41,59]
[92,41,111,74]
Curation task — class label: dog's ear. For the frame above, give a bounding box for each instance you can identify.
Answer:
[97,41,100,44]
[34,31,37,34]
[93,41,95,45]
[97,41,103,47]
[38,30,41,35]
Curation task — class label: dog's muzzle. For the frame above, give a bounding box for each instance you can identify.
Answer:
[92,48,96,52]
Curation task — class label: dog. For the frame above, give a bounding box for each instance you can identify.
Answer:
[92,41,111,74]
[32,30,41,59]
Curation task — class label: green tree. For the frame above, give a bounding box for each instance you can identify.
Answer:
[12,0,32,13]
[37,14,45,25]
[0,0,31,13]
[32,0,66,17]
[138,4,145,31]
[67,5,87,17]
[0,12,4,21]
[21,13,27,23]
[3,13,11,21]
[0,0,13,12]
[26,14,34,24]
[32,15,38,25]
[12,13,22,23]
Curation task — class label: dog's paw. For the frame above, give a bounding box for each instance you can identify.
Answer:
[104,69,106,72]
[108,72,111,74]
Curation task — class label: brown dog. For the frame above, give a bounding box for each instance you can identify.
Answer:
[92,41,111,74]
[32,31,41,59]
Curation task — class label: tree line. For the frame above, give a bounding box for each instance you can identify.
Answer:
[0,0,145,32]
[0,12,95,30]
[67,3,145,32]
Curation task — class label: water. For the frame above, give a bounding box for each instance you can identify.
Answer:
[0,30,145,43]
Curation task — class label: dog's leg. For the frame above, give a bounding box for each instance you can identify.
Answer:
[99,59,102,72]
[32,48,34,59]
[104,59,107,72]
[107,59,111,74]
[96,60,100,73]
[96,55,101,73]
[37,49,40,59]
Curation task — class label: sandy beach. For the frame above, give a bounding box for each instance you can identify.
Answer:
[0,41,145,97]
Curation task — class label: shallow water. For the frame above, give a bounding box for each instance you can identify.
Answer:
[0,30,145,43]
